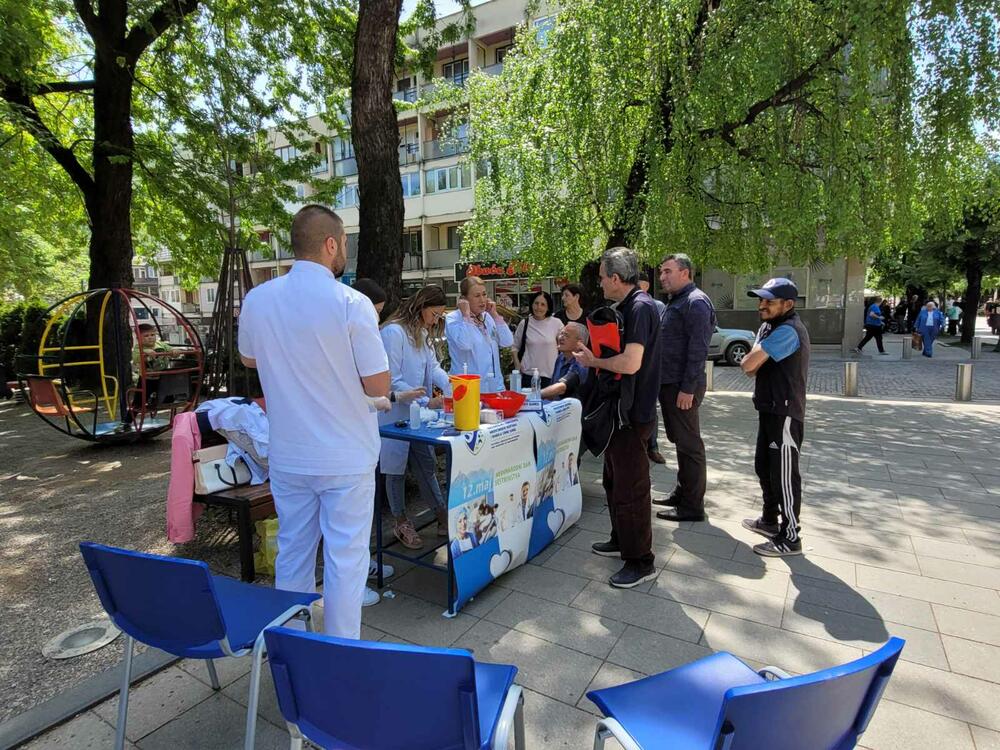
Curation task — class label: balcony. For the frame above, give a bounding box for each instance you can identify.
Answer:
[398,143,420,165]
[482,63,504,76]
[402,253,423,271]
[181,302,201,314]
[393,87,417,102]
[426,247,461,269]
[334,157,358,177]
[423,137,470,160]
[311,160,330,175]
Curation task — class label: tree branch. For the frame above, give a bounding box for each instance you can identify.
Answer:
[698,36,847,144]
[73,0,109,52]
[124,0,203,61]
[0,79,95,198]
[34,80,96,94]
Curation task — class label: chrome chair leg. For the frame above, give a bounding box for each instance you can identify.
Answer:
[513,691,526,750]
[206,659,221,690]
[115,635,135,750]
[243,635,267,750]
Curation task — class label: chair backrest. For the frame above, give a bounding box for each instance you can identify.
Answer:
[715,637,905,750]
[264,627,482,750]
[26,376,69,415]
[79,542,228,654]
[153,372,191,406]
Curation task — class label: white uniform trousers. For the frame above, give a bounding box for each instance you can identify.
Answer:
[268,468,375,639]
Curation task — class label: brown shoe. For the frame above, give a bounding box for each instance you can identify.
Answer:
[648,450,666,465]
[393,516,423,549]
[436,508,449,537]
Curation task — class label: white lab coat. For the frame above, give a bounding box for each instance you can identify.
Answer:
[444,309,513,393]
[378,323,452,474]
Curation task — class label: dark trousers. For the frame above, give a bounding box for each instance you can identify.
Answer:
[658,383,707,511]
[947,319,959,335]
[602,420,655,566]
[856,325,885,353]
[754,412,804,543]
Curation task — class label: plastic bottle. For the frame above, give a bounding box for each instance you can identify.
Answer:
[409,399,422,429]
[510,370,521,393]
[530,368,541,409]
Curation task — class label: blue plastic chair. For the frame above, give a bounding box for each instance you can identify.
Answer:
[587,637,905,750]
[263,626,525,749]
[79,542,320,750]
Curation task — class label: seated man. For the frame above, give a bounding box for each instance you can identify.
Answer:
[541,322,589,400]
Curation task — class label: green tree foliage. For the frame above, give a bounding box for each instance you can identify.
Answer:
[464,0,999,277]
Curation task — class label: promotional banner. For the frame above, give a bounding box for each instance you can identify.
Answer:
[445,400,583,610]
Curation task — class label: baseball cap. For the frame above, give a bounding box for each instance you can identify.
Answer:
[748,277,798,301]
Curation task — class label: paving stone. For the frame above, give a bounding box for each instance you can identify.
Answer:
[852,512,974,545]
[731,544,859,586]
[789,578,938,631]
[886,658,1000,731]
[494,560,592,605]
[970,725,1000,749]
[859,699,975,750]
[701,612,863,676]
[665,549,790,598]
[932,605,1000,647]
[484,590,626,659]
[359,591,476,647]
[543,539,664,589]
[911,537,1000,568]
[781,601,948,669]
[900,497,1000,522]
[383,564,456,607]
[136,692,287,749]
[855,565,1000,615]
[940,635,1000,683]
[453,620,602,705]
[917,557,1000,590]
[178,655,251,690]
[92,665,215,743]
[570,579,708,644]
[23,711,136,750]
[650,569,786,627]
[222,664,284,730]
[572,510,612,534]
[520,688,604,749]
[575,662,647,716]
[606,625,712,676]
[965,527,1000,551]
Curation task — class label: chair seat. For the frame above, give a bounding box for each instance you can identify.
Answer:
[587,652,765,749]
[475,661,518,749]
[183,576,320,658]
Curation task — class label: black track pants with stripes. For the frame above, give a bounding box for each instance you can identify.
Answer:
[754,412,804,542]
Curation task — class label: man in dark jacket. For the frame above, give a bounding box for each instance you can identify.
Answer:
[740,278,811,557]
[651,254,716,522]
[574,247,662,588]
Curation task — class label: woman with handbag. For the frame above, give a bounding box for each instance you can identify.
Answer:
[914,301,945,357]
[379,285,451,549]
[512,290,562,389]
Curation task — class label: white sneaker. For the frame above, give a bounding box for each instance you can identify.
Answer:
[363,586,380,607]
[369,558,394,580]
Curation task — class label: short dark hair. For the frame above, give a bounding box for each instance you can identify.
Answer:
[527,290,554,317]
[138,323,156,334]
[352,278,386,306]
[290,204,344,258]
[661,253,694,275]
[560,283,583,298]
[637,271,650,283]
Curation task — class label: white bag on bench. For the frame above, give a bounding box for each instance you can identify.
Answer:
[193,444,252,494]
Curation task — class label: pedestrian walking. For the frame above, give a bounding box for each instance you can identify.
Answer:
[854,295,888,354]
[650,254,716,523]
[915,301,945,357]
[637,272,668,465]
[946,300,962,336]
[739,278,811,557]
[574,247,662,588]
[238,204,391,639]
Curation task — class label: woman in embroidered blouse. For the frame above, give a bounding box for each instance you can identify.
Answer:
[512,290,562,388]
[445,275,513,393]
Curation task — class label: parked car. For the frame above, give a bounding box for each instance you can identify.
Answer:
[708,325,756,366]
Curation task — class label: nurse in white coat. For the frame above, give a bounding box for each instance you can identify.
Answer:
[445,274,513,393]
[380,285,452,549]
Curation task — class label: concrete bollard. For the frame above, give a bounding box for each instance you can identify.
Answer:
[972,336,982,359]
[705,360,714,392]
[955,363,973,401]
[843,361,859,397]
[901,337,912,359]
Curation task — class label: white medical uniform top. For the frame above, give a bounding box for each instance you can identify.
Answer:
[378,323,451,474]
[238,260,388,475]
[444,309,513,393]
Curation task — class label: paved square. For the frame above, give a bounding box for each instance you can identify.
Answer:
[17,389,1000,749]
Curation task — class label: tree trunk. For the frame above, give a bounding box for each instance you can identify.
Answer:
[961,244,983,344]
[352,0,405,309]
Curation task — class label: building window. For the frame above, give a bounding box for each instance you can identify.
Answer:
[135,267,147,279]
[395,77,417,102]
[295,184,306,199]
[402,171,421,197]
[424,164,471,194]
[333,136,354,161]
[403,229,422,271]
[206,288,216,303]
[447,225,463,251]
[442,58,469,86]
[496,44,514,64]
[533,16,555,45]
[275,145,298,162]
[334,183,359,209]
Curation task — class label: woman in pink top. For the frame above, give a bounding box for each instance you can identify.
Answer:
[512,290,563,388]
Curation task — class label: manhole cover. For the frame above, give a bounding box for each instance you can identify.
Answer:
[42,619,121,660]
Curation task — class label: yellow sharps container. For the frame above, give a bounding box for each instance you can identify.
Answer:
[449,374,481,431]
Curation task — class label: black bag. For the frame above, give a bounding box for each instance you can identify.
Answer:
[579,306,632,456]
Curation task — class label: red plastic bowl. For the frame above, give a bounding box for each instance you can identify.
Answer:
[481,390,527,418]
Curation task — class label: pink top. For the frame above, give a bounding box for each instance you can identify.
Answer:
[514,316,563,378]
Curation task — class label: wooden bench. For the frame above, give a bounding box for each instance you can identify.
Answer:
[195,483,274,582]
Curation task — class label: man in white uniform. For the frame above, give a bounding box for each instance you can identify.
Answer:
[238,204,390,638]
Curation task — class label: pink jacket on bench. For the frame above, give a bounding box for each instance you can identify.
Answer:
[166,411,204,543]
